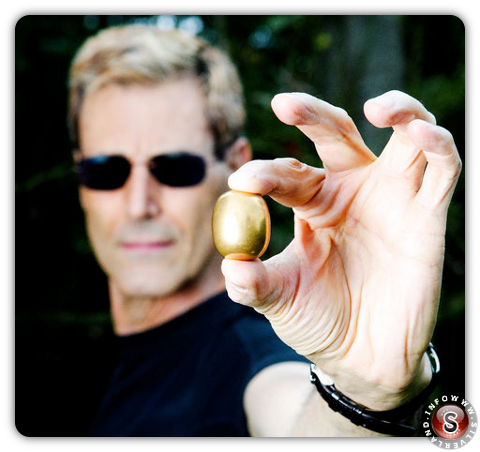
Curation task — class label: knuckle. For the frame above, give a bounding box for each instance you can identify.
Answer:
[436,125,455,145]
[274,157,315,176]
[437,129,461,170]
[335,107,358,133]
[276,157,303,169]
[335,106,352,123]
[452,156,463,177]
[433,127,462,177]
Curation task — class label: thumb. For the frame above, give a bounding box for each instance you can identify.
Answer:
[221,257,292,313]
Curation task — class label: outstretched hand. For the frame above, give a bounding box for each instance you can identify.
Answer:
[221,90,461,410]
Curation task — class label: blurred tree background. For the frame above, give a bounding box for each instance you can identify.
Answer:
[15,15,465,436]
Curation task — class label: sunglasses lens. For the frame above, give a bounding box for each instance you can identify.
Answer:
[76,156,130,190]
[150,153,206,187]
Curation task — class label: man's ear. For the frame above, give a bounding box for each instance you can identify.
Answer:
[72,149,87,211]
[72,149,82,164]
[224,137,252,172]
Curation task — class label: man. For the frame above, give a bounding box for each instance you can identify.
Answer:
[69,25,461,436]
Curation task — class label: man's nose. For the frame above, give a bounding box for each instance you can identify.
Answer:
[125,165,161,219]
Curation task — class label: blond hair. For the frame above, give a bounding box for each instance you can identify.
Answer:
[68,25,245,158]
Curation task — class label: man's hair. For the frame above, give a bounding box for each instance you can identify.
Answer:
[68,25,245,159]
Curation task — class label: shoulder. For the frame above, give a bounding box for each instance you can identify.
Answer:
[210,294,313,436]
[197,292,314,436]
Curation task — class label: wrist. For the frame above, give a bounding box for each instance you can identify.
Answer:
[309,343,440,436]
[335,351,433,411]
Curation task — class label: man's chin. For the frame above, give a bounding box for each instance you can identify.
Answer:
[116,280,182,300]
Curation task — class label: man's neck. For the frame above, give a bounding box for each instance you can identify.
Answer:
[109,260,226,336]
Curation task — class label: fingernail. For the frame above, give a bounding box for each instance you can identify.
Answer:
[228,169,272,194]
[370,95,395,108]
[228,168,257,186]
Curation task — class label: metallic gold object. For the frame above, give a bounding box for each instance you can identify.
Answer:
[212,190,271,260]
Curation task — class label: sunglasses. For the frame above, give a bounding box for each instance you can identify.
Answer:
[75,152,207,190]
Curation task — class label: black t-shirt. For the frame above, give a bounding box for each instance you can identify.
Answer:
[89,291,307,437]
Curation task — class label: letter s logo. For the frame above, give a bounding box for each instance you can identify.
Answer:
[444,411,458,433]
[431,403,472,440]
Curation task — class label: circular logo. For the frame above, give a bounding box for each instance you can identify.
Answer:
[423,395,477,448]
[432,404,469,440]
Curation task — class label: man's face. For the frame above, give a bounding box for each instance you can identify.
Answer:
[78,78,230,299]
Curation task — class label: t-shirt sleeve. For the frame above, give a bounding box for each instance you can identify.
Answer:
[232,310,309,382]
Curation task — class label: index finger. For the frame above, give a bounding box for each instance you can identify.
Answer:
[271,93,376,173]
[228,158,325,208]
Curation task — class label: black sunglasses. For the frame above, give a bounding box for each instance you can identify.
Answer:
[75,152,207,190]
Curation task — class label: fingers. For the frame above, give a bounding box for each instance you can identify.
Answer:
[233,91,460,214]
[228,157,325,208]
[364,90,461,208]
[364,90,437,131]
[364,91,436,184]
[271,93,376,173]
[407,119,462,210]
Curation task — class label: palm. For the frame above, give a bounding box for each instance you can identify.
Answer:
[223,90,460,403]
[279,163,442,377]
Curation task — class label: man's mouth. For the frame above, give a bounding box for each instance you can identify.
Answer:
[120,240,175,252]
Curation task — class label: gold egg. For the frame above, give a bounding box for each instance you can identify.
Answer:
[212,190,271,260]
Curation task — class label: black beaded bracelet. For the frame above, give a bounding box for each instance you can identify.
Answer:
[310,343,440,436]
